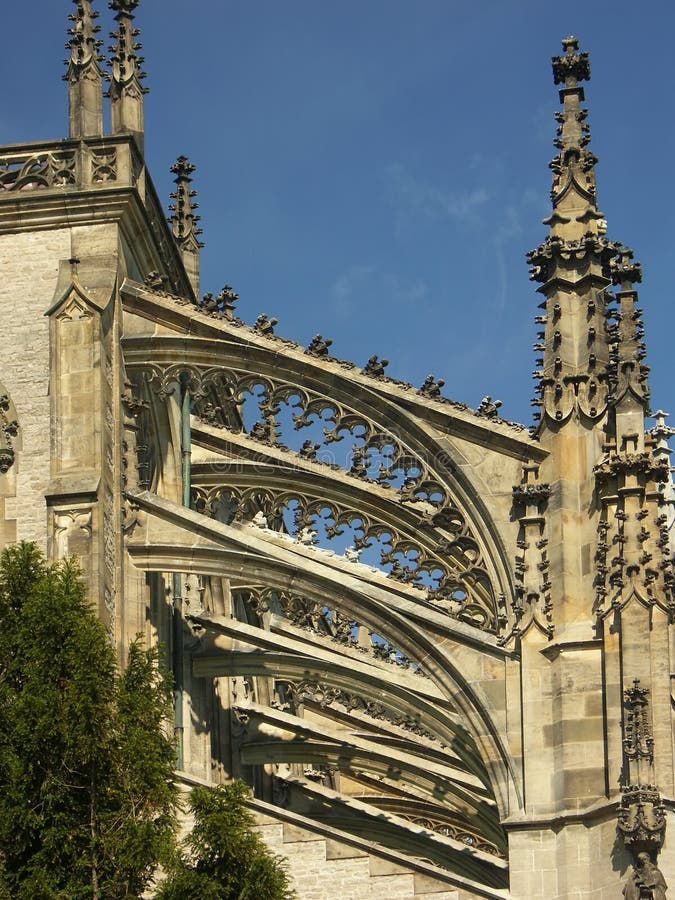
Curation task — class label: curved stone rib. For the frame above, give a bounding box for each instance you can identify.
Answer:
[236,700,504,856]
[127,489,512,654]
[364,793,505,856]
[238,700,488,799]
[190,420,516,624]
[190,618,481,774]
[194,613,445,702]
[279,773,509,883]
[120,277,539,448]
[125,488,521,818]
[191,456,494,621]
[123,332,519,622]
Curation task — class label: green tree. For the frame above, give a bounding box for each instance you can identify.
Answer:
[158,781,294,900]
[0,542,176,899]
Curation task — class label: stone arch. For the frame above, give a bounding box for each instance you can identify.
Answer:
[124,335,528,634]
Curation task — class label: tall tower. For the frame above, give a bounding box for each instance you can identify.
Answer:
[506,37,675,898]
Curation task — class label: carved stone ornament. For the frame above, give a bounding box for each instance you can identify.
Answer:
[254,313,277,336]
[198,286,239,319]
[623,679,654,764]
[594,452,670,486]
[362,355,389,377]
[418,374,445,398]
[527,234,622,284]
[306,334,333,357]
[91,147,117,183]
[0,389,19,474]
[618,785,666,859]
[552,36,590,86]
[0,151,76,192]
[475,395,502,419]
[512,482,551,506]
[618,679,668,894]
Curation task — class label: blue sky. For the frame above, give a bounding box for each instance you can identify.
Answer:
[4,1,674,426]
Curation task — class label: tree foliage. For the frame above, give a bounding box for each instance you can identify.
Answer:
[157,781,295,900]
[0,542,176,899]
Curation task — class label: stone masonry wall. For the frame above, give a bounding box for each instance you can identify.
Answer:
[253,806,485,900]
[0,229,71,551]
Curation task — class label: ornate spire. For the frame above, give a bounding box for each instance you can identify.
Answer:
[169,156,204,297]
[64,0,104,138]
[527,37,625,429]
[107,0,147,152]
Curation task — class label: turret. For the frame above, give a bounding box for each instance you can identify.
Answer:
[108,0,147,152]
[64,0,104,138]
[607,249,650,448]
[169,156,204,297]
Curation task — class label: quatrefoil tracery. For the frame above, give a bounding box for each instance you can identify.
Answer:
[194,485,500,631]
[136,364,507,633]
[144,365,446,502]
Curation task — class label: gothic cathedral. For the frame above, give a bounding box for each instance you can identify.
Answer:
[0,4,672,897]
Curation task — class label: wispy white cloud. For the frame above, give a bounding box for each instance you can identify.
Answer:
[386,274,428,305]
[331,264,375,316]
[383,162,490,228]
[495,204,523,242]
[330,265,428,317]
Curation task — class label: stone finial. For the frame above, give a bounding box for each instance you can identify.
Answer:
[525,39,623,431]
[65,0,103,79]
[169,156,204,297]
[649,411,675,448]
[199,286,238,318]
[552,36,591,87]
[610,247,642,290]
[64,0,104,138]
[107,0,147,151]
[215,285,237,318]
